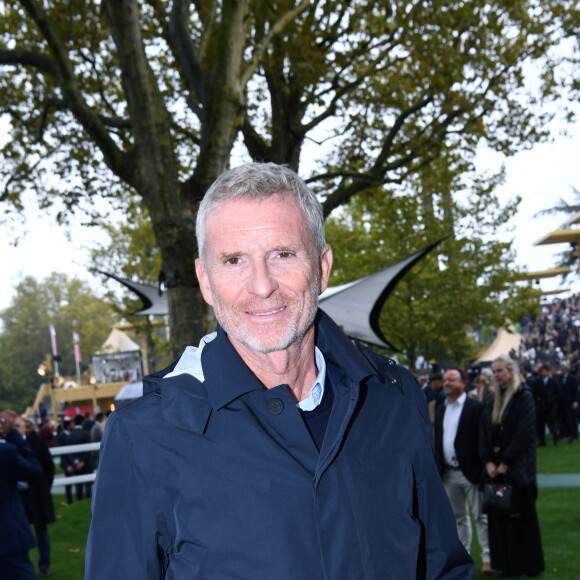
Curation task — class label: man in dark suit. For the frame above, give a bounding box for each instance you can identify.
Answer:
[68,414,93,500]
[560,360,579,442]
[435,368,491,575]
[539,364,562,445]
[16,418,56,578]
[0,409,42,580]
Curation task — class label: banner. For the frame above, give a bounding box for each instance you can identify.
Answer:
[49,324,59,356]
[73,331,82,363]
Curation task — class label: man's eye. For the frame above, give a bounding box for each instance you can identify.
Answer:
[278,251,292,259]
[225,257,240,265]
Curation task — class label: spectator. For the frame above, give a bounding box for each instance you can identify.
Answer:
[434,368,491,574]
[539,364,562,446]
[56,419,74,504]
[480,355,544,578]
[16,418,55,578]
[0,409,43,580]
[89,412,108,470]
[68,414,93,500]
[471,370,495,404]
[560,360,579,442]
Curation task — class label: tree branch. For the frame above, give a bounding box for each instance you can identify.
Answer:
[0,49,57,75]
[168,0,208,118]
[17,0,128,181]
[241,0,311,86]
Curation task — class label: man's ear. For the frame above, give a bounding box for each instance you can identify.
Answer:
[319,244,333,294]
[195,258,214,306]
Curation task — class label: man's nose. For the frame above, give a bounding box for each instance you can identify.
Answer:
[247,260,279,297]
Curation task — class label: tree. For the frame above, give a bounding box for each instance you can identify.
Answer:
[0,273,116,411]
[1,0,578,357]
[325,163,541,369]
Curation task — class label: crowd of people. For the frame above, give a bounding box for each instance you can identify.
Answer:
[0,410,108,578]
[415,296,580,578]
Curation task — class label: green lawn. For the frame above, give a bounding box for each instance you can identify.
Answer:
[29,497,90,580]
[35,437,580,579]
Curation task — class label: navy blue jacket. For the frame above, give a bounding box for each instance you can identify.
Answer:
[86,312,472,579]
[0,430,42,559]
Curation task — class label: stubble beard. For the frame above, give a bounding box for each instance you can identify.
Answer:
[211,274,321,355]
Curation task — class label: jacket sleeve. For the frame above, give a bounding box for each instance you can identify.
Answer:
[85,410,163,579]
[407,383,474,579]
[502,389,536,467]
[478,400,494,467]
[416,441,474,579]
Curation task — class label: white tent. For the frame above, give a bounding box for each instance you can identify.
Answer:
[474,324,524,364]
[99,328,140,353]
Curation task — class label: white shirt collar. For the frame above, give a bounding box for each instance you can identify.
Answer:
[444,391,467,408]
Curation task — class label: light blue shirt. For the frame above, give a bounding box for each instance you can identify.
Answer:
[297,347,326,412]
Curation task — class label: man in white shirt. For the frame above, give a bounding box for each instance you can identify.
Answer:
[435,368,491,574]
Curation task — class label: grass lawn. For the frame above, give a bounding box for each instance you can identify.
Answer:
[38,436,580,579]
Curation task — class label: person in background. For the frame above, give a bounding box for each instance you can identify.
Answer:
[471,370,495,404]
[480,355,544,578]
[0,409,42,580]
[539,363,562,446]
[559,360,579,442]
[86,162,472,579]
[68,414,93,500]
[56,419,74,504]
[15,418,56,578]
[435,368,491,575]
[89,412,108,470]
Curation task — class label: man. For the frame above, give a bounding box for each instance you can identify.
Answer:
[55,418,74,504]
[426,372,446,427]
[16,418,55,578]
[68,414,93,499]
[560,360,579,442]
[539,364,562,445]
[0,409,42,580]
[434,369,491,575]
[86,163,472,578]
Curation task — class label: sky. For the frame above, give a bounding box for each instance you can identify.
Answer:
[2,109,580,314]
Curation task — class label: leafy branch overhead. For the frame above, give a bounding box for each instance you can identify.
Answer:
[1,0,578,356]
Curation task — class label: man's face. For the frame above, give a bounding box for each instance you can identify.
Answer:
[14,418,27,436]
[195,195,332,355]
[443,370,465,400]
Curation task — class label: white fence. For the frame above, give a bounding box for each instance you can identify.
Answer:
[50,442,100,487]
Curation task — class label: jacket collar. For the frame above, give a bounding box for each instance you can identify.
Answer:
[146,309,386,433]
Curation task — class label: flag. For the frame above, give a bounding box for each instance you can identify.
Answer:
[73,331,82,363]
[49,324,59,356]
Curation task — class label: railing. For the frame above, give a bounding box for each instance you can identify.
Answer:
[50,442,100,487]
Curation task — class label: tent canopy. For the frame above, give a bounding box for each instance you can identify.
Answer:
[474,324,523,364]
[99,328,140,354]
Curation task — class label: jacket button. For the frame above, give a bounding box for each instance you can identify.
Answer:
[391,378,398,386]
[388,359,395,366]
[267,398,284,415]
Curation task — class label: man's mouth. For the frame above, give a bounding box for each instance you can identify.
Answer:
[250,307,285,316]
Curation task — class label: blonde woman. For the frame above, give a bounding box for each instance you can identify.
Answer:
[479,355,544,578]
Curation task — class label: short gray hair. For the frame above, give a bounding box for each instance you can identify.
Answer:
[196,163,325,262]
